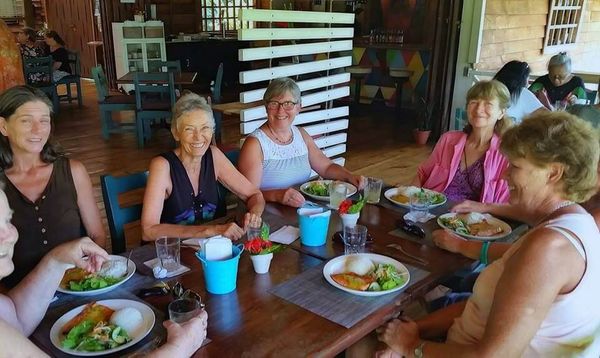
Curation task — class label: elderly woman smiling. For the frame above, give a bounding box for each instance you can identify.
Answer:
[142,93,264,241]
[238,77,365,208]
[412,80,512,203]
[378,111,600,357]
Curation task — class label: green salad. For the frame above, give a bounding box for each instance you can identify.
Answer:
[68,276,123,291]
[62,320,131,351]
[368,264,407,291]
[415,188,445,205]
[305,181,329,196]
[438,216,470,235]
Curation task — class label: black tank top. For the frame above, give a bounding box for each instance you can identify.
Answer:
[159,148,226,225]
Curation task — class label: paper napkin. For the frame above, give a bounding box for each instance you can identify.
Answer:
[270,225,300,245]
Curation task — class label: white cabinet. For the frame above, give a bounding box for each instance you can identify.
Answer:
[112,21,166,91]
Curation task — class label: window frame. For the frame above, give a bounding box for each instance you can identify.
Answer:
[200,0,254,32]
[543,0,587,54]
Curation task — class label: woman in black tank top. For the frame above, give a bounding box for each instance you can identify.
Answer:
[141,93,264,241]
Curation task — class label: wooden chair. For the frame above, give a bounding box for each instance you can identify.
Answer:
[91,66,136,139]
[22,56,59,112]
[100,171,148,254]
[133,72,176,148]
[159,60,182,93]
[54,50,83,107]
[212,63,224,144]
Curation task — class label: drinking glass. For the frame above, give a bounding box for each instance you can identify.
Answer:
[343,225,368,255]
[554,100,567,111]
[168,297,200,323]
[329,181,348,208]
[156,237,181,273]
[246,226,262,241]
[365,177,383,204]
[409,193,431,222]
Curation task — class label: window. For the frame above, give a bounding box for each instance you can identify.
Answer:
[0,0,24,21]
[200,0,254,32]
[543,0,586,54]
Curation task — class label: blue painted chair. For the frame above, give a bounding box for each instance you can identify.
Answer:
[23,56,59,113]
[100,171,148,254]
[133,72,176,148]
[91,66,136,140]
[55,50,83,107]
[159,60,182,93]
[212,62,224,144]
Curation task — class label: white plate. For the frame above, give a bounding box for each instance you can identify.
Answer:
[437,213,512,241]
[50,299,155,356]
[300,180,357,202]
[57,255,136,296]
[323,253,410,297]
[384,187,447,209]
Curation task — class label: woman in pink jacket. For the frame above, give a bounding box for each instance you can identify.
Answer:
[413,80,512,204]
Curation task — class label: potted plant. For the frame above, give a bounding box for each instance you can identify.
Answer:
[413,96,434,145]
[338,196,366,228]
[243,224,282,274]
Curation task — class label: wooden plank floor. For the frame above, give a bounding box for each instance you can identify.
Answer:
[52,80,432,249]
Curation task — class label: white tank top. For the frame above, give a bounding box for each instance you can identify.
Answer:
[250,126,312,190]
[447,213,600,357]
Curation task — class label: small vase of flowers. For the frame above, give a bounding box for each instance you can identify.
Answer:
[244,223,281,274]
[338,196,366,228]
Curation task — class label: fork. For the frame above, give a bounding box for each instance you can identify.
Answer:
[126,336,163,357]
[386,243,429,266]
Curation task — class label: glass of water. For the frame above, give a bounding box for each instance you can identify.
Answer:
[168,297,200,324]
[343,224,368,255]
[329,181,348,208]
[156,237,181,273]
[365,177,383,204]
[409,192,431,222]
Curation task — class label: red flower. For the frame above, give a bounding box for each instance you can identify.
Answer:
[338,199,352,214]
[244,237,280,255]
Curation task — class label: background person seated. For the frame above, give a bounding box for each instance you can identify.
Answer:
[529,52,586,110]
[238,77,365,208]
[43,30,71,82]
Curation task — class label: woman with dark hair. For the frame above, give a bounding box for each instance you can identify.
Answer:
[0,85,105,287]
[493,60,546,123]
[529,52,587,110]
[44,30,71,82]
[16,27,48,85]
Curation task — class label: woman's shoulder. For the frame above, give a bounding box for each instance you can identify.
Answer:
[569,75,585,87]
[149,154,171,172]
[438,131,466,143]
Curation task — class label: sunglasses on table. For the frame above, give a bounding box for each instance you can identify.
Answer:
[396,218,426,238]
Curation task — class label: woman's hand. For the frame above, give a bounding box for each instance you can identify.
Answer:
[376,317,420,356]
[47,237,109,272]
[432,229,467,254]
[351,175,367,190]
[161,310,208,356]
[451,200,486,213]
[279,188,305,207]
[214,223,245,241]
[243,212,262,230]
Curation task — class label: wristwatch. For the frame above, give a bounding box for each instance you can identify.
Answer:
[414,341,426,358]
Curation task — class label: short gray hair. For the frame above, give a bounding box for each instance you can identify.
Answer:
[548,52,572,73]
[171,92,214,132]
[263,77,301,104]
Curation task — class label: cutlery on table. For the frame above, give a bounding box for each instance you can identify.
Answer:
[386,243,429,266]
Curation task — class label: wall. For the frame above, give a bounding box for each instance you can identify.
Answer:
[476,0,600,75]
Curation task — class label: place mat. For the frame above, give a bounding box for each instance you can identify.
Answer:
[143,258,191,278]
[269,262,429,328]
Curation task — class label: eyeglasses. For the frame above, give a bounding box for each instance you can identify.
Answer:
[266,100,297,110]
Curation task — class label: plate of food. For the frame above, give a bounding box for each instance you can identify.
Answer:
[50,299,155,356]
[57,255,136,296]
[300,180,357,202]
[437,212,512,241]
[384,186,447,209]
[323,253,410,297]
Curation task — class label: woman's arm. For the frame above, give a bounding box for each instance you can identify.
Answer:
[70,160,106,247]
[300,128,365,189]
[415,300,467,339]
[0,319,49,356]
[432,229,512,262]
[451,200,538,225]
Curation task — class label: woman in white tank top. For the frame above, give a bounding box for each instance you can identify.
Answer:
[238,78,365,207]
[376,111,600,357]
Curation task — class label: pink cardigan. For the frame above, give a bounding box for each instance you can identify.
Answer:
[417,131,510,204]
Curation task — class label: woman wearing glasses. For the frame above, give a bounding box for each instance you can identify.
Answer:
[529,52,587,110]
[238,77,365,208]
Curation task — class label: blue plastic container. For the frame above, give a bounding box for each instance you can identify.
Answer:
[297,208,331,246]
[195,244,244,294]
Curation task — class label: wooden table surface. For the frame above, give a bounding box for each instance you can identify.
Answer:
[116,71,197,85]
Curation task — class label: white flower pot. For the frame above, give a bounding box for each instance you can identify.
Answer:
[341,212,360,228]
[250,252,273,274]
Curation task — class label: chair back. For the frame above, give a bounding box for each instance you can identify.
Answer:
[159,60,181,73]
[586,88,598,105]
[100,171,148,254]
[91,65,109,101]
[66,50,81,76]
[23,56,53,86]
[212,62,224,104]
[133,72,176,111]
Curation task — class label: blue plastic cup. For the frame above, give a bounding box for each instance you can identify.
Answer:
[297,208,331,246]
[195,244,244,294]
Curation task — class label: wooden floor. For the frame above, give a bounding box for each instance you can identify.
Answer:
[53,80,432,248]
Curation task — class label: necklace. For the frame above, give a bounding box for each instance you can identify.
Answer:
[266,124,292,145]
[536,200,576,226]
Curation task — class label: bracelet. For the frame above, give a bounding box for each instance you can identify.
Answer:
[479,241,490,266]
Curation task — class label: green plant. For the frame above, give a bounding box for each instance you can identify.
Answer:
[414,96,434,131]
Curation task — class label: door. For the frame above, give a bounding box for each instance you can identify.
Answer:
[44,0,97,77]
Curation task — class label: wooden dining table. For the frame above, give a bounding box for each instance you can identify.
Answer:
[116,71,198,85]
[33,194,517,357]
